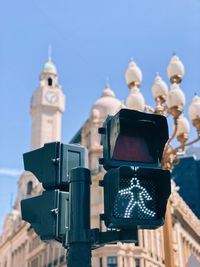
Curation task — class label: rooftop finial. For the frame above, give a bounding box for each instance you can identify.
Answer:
[48,44,52,61]
[106,76,110,88]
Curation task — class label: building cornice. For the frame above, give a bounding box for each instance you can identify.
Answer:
[0,221,28,249]
[170,188,200,240]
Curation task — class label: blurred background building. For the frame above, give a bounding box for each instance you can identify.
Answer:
[0,57,199,267]
[172,156,200,219]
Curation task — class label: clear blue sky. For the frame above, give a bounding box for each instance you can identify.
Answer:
[0,0,200,230]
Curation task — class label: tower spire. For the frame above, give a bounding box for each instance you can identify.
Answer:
[48,45,52,62]
[106,76,110,88]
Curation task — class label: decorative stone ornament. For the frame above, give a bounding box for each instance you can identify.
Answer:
[90,84,122,119]
[91,108,100,123]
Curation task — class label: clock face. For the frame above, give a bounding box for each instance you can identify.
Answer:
[45,91,58,104]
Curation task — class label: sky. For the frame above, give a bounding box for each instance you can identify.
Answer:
[0,0,200,230]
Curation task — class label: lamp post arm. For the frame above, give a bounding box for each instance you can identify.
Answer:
[163,121,178,158]
[173,136,200,154]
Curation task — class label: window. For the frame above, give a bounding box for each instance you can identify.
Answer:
[27,181,33,195]
[53,259,58,266]
[31,258,39,267]
[107,257,117,267]
[48,78,53,86]
[59,255,65,264]
[99,257,103,267]
[135,259,140,267]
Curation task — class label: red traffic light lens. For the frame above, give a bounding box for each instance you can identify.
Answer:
[112,134,154,163]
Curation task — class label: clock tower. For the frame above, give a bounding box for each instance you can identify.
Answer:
[14,56,65,209]
[31,56,65,149]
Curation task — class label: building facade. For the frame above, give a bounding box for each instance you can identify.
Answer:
[0,59,200,267]
[0,57,66,267]
[173,156,200,219]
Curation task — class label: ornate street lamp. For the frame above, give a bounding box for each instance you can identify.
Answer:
[125,55,200,267]
[125,59,145,112]
[125,55,200,170]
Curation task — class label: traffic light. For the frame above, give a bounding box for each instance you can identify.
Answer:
[21,190,69,242]
[99,109,168,169]
[23,142,87,190]
[99,109,171,230]
[21,142,88,242]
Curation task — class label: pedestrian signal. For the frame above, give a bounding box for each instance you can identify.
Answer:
[99,109,171,230]
[102,166,171,229]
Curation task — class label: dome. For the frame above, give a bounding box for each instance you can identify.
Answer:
[90,85,123,119]
[43,58,57,74]
[151,73,168,100]
[125,60,142,88]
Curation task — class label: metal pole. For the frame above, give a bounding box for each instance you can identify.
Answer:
[163,201,175,267]
[66,167,92,267]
